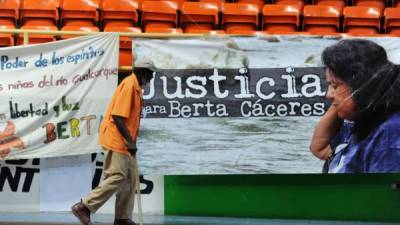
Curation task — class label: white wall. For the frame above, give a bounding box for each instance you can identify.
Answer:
[0,154,164,215]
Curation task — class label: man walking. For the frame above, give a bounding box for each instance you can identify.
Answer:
[72,70,153,225]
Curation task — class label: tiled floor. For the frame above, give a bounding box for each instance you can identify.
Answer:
[1,213,400,225]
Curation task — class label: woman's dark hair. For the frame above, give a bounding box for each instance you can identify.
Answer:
[322,39,400,140]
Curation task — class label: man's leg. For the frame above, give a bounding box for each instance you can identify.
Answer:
[72,151,130,225]
[114,156,136,223]
[83,151,131,212]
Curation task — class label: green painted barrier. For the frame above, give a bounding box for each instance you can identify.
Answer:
[165,174,400,222]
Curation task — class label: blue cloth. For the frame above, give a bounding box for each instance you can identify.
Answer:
[329,112,400,173]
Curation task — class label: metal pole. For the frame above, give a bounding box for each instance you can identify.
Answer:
[133,156,144,225]
[23,32,29,45]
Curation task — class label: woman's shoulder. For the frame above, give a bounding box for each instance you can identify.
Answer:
[380,112,400,131]
[375,112,400,148]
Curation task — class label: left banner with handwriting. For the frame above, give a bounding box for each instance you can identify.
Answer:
[0,33,119,160]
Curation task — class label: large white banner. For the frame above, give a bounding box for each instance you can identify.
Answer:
[0,33,119,159]
[133,36,400,174]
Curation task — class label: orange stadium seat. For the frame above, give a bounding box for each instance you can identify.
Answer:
[135,0,144,10]
[343,6,381,36]
[172,0,187,10]
[0,0,19,27]
[353,0,386,13]
[262,4,300,34]
[222,3,259,34]
[199,0,224,10]
[0,29,14,47]
[17,26,58,45]
[104,26,141,67]
[313,0,346,11]
[273,0,304,9]
[60,0,100,8]
[141,0,178,33]
[237,0,265,11]
[0,36,14,46]
[303,5,341,35]
[229,30,267,35]
[181,2,219,33]
[21,0,59,27]
[145,27,183,33]
[0,0,19,46]
[384,7,400,36]
[102,0,139,30]
[207,30,225,34]
[61,0,99,27]
[59,26,100,39]
[20,0,58,44]
[138,0,186,10]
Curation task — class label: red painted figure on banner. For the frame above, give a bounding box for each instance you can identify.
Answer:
[0,121,26,159]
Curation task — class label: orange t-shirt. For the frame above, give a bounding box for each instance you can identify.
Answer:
[99,74,142,154]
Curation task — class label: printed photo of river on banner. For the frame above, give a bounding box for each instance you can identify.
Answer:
[133,36,400,174]
[0,33,119,159]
